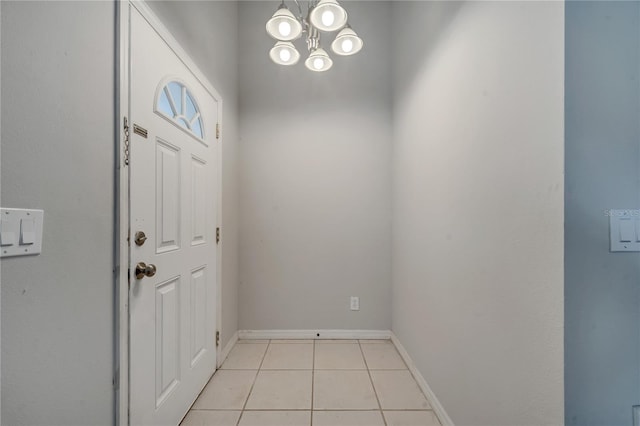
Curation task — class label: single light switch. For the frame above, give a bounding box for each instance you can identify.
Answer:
[610,209,640,252]
[0,220,15,246]
[20,219,35,245]
[619,218,635,242]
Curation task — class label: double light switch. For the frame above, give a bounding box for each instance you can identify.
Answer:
[0,208,44,258]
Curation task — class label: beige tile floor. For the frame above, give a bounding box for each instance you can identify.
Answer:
[181,339,441,426]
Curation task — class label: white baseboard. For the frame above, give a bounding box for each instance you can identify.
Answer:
[218,330,238,368]
[391,333,454,426]
[238,329,392,340]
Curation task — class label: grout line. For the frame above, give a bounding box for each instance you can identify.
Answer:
[364,368,408,371]
[235,339,271,426]
[182,368,217,420]
[181,337,241,424]
[222,368,407,371]
[222,368,313,371]
[312,369,368,371]
[390,335,446,425]
[358,340,387,426]
[187,409,244,412]
[191,408,436,412]
[373,409,437,412]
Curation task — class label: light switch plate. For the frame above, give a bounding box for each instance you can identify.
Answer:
[609,209,640,252]
[0,208,44,258]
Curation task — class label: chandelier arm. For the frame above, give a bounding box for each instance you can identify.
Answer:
[306,25,319,51]
[292,0,304,20]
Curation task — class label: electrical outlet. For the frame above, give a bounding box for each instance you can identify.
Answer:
[350,296,360,311]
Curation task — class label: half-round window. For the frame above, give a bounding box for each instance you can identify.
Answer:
[156,80,204,140]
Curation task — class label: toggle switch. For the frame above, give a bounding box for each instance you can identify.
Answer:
[0,219,15,246]
[619,218,635,242]
[20,218,35,245]
[610,209,640,252]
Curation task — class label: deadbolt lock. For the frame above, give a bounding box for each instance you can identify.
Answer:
[134,231,147,246]
[135,262,157,280]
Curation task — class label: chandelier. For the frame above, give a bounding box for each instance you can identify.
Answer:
[266,0,364,72]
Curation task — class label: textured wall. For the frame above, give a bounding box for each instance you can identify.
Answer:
[1,2,115,424]
[391,2,564,424]
[238,1,393,331]
[565,2,640,425]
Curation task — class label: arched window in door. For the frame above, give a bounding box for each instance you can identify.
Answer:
[155,80,204,140]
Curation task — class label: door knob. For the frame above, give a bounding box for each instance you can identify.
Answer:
[135,262,157,279]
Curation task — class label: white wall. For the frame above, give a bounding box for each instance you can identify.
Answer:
[0,3,241,424]
[391,2,564,425]
[565,2,640,425]
[238,1,392,331]
[147,0,240,348]
[1,2,115,424]
[0,2,568,424]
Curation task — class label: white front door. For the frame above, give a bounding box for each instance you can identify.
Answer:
[129,6,219,425]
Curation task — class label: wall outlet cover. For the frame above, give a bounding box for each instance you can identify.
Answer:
[350,296,360,311]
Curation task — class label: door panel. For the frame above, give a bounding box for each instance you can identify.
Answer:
[191,157,207,245]
[156,139,181,253]
[155,277,180,406]
[129,5,218,425]
[190,267,207,365]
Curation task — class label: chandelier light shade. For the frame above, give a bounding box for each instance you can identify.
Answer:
[266,0,362,72]
[266,3,303,41]
[305,48,333,72]
[309,0,348,32]
[331,26,363,56]
[269,41,300,65]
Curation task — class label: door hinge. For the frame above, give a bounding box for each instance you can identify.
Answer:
[216,227,220,244]
[216,123,220,140]
[216,331,220,347]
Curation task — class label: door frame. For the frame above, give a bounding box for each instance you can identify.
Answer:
[116,2,224,424]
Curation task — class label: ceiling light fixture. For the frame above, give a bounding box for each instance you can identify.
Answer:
[266,3,303,41]
[331,25,363,56]
[270,41,301,65]
[305,47,333,72]
[266,0,363,72]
